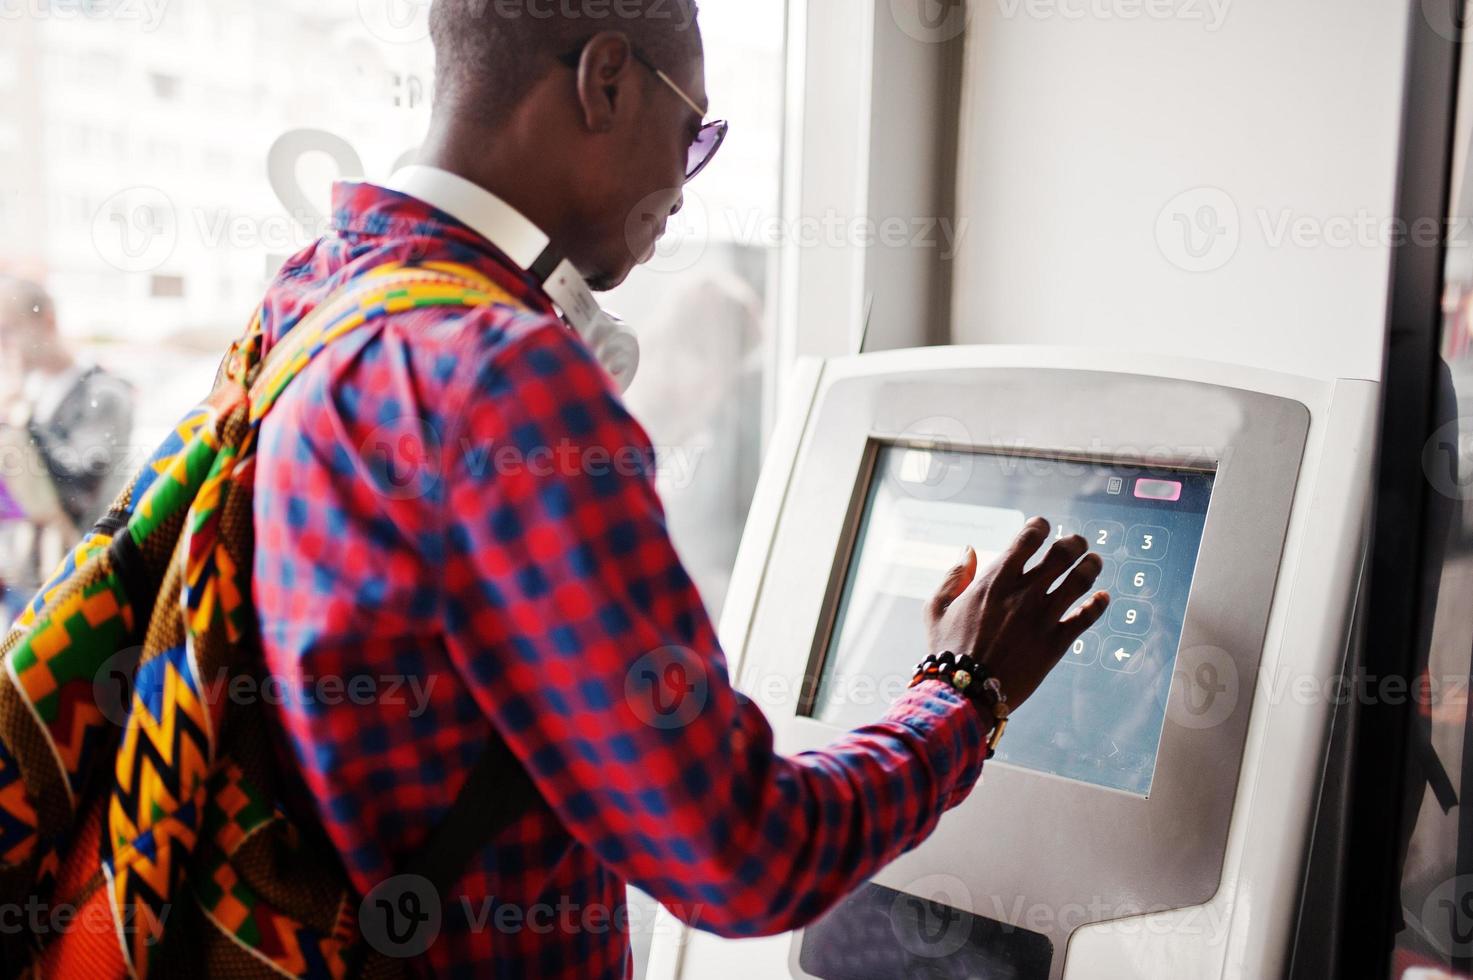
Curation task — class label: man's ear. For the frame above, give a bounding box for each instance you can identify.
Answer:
[575,31,638,134]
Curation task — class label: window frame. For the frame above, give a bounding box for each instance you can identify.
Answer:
[1332,2,1469,976]
[769,0,967,429]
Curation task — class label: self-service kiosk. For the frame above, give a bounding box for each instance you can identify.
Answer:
[645,346,1377,980]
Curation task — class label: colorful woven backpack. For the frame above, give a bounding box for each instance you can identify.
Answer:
[0,262,539,978]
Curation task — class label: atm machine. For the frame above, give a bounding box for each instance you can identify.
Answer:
[644,345,1377,980]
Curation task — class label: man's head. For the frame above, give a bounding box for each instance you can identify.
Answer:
[0,276,62,375]
[426,0,709,290]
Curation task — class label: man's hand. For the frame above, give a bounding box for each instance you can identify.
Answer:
[926,517,1109,712]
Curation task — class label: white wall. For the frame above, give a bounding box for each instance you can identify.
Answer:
[775,0,967,383]
[950,0,1412,382]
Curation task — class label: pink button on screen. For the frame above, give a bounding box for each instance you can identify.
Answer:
[1134,479,1182,502]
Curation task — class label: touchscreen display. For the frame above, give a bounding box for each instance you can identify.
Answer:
[811,444,1214,796]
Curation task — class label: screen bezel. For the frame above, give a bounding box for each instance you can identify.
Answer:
[797,439,1218,724]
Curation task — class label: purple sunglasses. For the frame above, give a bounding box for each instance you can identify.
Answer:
[559,43,729,181]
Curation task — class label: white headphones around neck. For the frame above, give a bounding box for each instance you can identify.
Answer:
[531,248,641,394]
[387,166,641,393]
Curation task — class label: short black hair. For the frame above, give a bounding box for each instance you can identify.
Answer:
[429,0,702,124]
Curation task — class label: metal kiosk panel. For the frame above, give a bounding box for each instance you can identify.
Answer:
[728,367,1308,980]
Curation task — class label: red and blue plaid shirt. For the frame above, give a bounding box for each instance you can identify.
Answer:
[252,181,987,978]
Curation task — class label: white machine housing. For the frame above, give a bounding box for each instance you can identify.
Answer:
[646,345,1376,980]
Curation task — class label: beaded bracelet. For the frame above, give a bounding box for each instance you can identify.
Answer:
[910,651,1011,760]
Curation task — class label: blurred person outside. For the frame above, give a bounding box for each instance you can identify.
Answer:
[0,275,134,625]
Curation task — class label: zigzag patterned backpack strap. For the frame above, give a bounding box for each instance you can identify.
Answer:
[0,355,258,873]
[180,262,524,648]
[0,314,274,980]
[247,262,518,424]
[96,261,525,980]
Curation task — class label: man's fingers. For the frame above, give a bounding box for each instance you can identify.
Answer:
[998,517,1051,578]
[1046,552,1104,614]
[946,545,979,601]
[1058,591,1111,641]
[1028,534,1090,588]
[928,545,978,620]
[959,545,978,586]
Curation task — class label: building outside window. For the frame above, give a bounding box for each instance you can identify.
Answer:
[0,0,788,643]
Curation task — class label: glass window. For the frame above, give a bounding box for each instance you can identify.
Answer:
[614,0,786,621]
[1388,35,1473,980]
[0,2,786,644]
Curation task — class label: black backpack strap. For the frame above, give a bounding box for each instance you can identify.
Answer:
[350,735,542,978]
[407,733,542,898]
